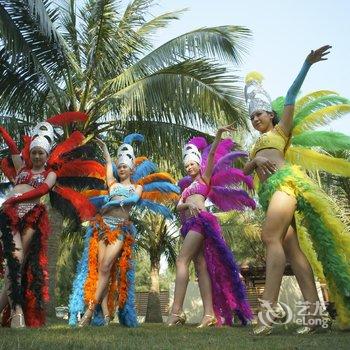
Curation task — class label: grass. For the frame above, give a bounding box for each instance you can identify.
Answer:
[0,319,349,350]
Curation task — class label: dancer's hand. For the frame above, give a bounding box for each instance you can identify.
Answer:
[187,203,201,216]
[218,123,237,135]
[95,137,107,148]
[255,156,277,174]
[306,45,332,64]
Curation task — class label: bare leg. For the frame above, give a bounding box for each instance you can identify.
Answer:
[169,231,204,321]
[0,267,10,313]
[79,239,123,325]
[193,249,216,325]
[261,191,296,304]
[283,224,320,317]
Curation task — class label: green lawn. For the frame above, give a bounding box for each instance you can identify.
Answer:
[0,320,349,350]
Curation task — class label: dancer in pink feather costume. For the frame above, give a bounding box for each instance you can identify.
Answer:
[167,124,256,328]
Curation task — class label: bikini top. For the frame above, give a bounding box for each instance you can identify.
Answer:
[250,124,291,159]
[14,168,49,188]
[109,182,136,200]
[181,177,210,202]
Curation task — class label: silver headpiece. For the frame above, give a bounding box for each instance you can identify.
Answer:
[30,135,51,154]
[117,143,135,169]
[244,72,272,116]
[31,122,55,144]
[182,143,201,166]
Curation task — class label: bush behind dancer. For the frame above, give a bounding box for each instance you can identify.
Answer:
[244,45,350,334]
[168,125,256,328]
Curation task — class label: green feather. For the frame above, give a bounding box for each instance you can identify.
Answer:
[271,96,285,119]
[294,95,350,127]
[292,131,350,153]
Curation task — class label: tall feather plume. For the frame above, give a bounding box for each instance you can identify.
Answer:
[188,136,208,151]
[292,131,350,153]
[293,105,350,135]
[22,135,32,167]
[209,187,256,211]
[48,131,85,167]
[0,157,16,182]
[211,169,253,189]
[286,147,350,177]
[55,160,106,179]
[293,95,350,128]
[295,90,338,113]
[143,182,180,194]
[178,176,193,191]
[47,112,88,126]
[212,151,248,174]
[201,139,234,171]
[132,159,157,182]
[137,199,174,219]
[137,173,176,186]
[123,133,144,145]
[271,96,285,119]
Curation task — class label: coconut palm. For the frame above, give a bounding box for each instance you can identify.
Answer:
[0,0,252,162]
[134,211,179,322]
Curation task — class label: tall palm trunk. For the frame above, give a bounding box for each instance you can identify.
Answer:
[46,207,63,316]
[145,254,162,323]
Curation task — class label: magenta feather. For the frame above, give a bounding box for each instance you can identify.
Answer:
[209,187,256,211]
[211,169,254,189]
[188,136,208,151]
[178,176,193,192]
[212,151,248,174]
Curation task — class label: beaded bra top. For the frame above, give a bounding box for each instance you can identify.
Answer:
[250,124,291,159]
[109,183,136,199]
[181,178,210,202]
[15,168,49,188]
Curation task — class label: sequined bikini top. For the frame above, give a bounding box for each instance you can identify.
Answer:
[250,124,291,159]
[15,168,49,188]
[109,182,136,199]
[181,177,210,202]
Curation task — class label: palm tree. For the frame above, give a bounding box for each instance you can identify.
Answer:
[134,211,179,323]
[0,0,251,159]
[0,0,252,315]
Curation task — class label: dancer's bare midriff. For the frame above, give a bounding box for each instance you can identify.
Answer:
[255,148,286,183]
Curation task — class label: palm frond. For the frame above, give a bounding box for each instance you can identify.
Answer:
[136,9,186,38]
[93,59,246,129]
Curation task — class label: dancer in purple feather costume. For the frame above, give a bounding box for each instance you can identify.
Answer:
[167,124,256,327]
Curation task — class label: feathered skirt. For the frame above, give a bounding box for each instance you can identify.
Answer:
[181,211,253,326]
[0,203,50,327]
[68,214,138,327]
[258,165,350,328]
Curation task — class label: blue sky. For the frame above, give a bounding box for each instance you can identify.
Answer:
[151,0,350,134]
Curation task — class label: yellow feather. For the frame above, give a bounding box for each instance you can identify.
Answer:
[245,71,264,84]
[295,90,338,113]
[293,104,350,135]
[286,147,350,177]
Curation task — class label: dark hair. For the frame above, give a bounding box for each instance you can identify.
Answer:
[269,110,279,126]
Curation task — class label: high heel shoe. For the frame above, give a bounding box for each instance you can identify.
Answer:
[197,314,217,328]
[167,312,187,326]
[104,315,111,326]
[252,302,287,336]
[296,314,332,334]
[10,313,25,329]
[78,300,95,328]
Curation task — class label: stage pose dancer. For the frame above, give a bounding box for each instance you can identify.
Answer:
[69,134,179,327]
[244,45,350,334]
[168,125,256,328]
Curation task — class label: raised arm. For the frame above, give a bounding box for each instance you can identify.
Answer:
[95,138,116,187]
[0,126,23,172]
[202,123,236,183]
[279,45,331,136]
